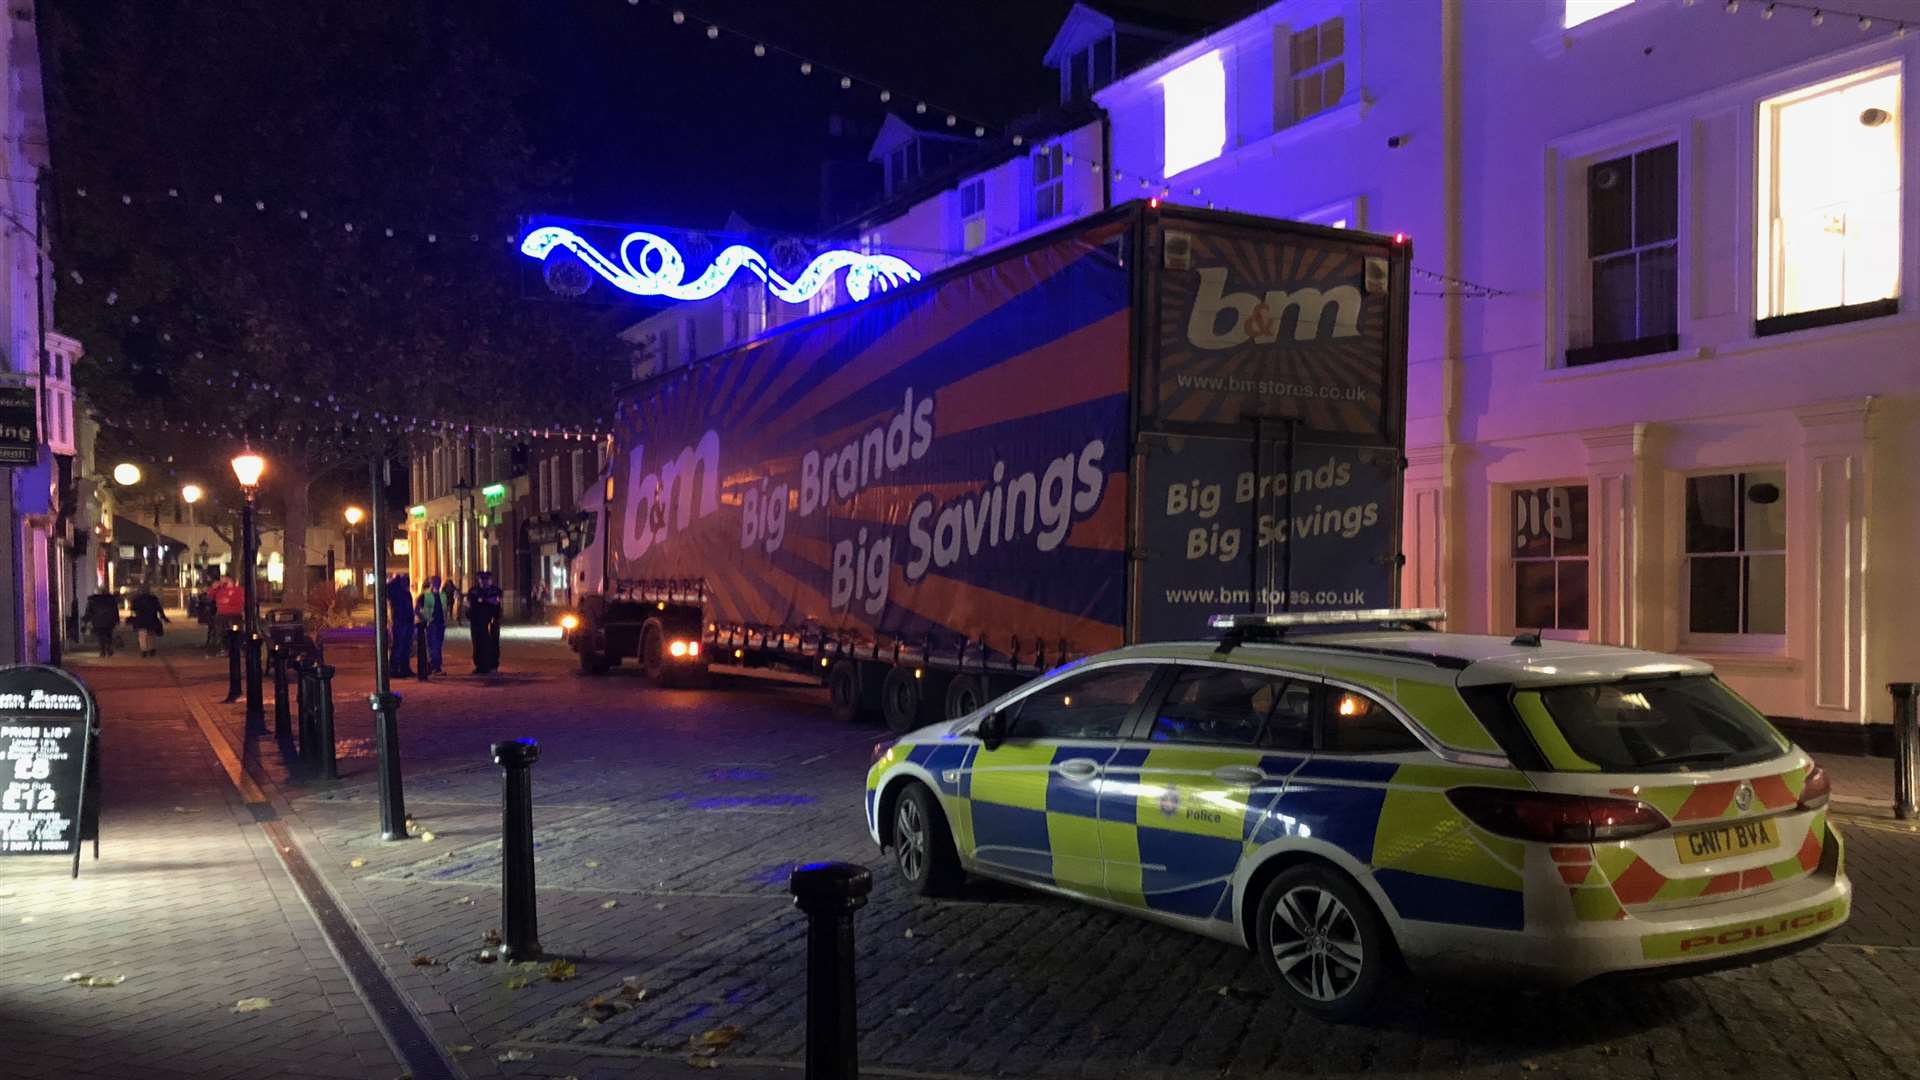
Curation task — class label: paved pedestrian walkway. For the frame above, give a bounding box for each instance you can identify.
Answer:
[0,636,406,1080]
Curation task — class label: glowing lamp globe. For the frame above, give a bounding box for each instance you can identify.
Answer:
[230,452,266,489]
[181,483,204,505]
[112,462,142,486]
[343,506,365,526]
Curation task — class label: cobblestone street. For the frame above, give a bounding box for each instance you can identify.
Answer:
[4,626,1919,1079]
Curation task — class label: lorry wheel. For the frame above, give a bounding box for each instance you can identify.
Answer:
[944,674,988,720]
[827,661,865,723]
[640,621,670,685]
[578,648,611,676]
[880,667,928,733]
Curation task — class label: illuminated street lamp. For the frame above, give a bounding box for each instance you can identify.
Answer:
[181,483,203,527]
[231,450,267,736]
[112,462,142,486]
[344,506,365,600]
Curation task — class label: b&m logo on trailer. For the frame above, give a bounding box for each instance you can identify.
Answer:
[1155,224,1395,438]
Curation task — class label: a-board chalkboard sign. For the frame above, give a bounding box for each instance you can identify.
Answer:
[0,665,100,878]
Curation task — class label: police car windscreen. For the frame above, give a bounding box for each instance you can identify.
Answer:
[1528,676,1790,773]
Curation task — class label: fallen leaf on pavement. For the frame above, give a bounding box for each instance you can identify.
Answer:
[63,972,125,987]
[619,977,648,1002]
[543,959,578,982]
[1521,1063,1541,1073]
[476,950,496,964]
[419,832,436,842]
[411,954,437,967]
[18,916,32,924]
[172,806,201,814]
[505,977,532,990]
[348,857,367,869]
[233,997,273,1013]
[654,902,666,910]
[483,928,503,946]
[449,1045,473,1054]
[454,896,474,906]
[696,1025,742,1049]
[496,1048,532,1062]
[585,859,601,868]
[903,928,914,939]
[686,1057,719,1070]
[577,1016,601,1029]
[601,900,619,909]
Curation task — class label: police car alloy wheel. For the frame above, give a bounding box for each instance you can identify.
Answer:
[893,783,960,896]
[1255,865,1389,1019]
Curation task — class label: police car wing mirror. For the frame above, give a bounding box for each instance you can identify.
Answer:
[979,711,1007,750]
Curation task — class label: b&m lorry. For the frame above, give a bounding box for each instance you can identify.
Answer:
[565,201,1413,730]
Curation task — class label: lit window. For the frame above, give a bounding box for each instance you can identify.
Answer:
[1757,64,1902,329]
[1512,485,1589,633]
[1565,0,1634,28]
[1163,50,1226,177]
[1032,143,1065,224]
[1570,142,1677,366]
[959,178,987,251]
[1288,18,1345,123]
[1685,471,1786,637]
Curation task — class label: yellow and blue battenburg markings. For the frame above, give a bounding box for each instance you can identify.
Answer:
[877,728,1532,935]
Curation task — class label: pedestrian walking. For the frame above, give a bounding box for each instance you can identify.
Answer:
[128,585,169,657]
[387,571,415,677]
[529,581,547,624]
[441,575,461,627]
[418,574,447,676]
[84,590,120,657]
[468,569,504,674]
[195,590,218,652]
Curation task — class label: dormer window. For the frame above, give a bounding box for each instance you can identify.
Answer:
[1066,34,1116,100]
[887,141,923,195]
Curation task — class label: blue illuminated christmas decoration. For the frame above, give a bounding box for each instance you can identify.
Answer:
[519,226,921,304]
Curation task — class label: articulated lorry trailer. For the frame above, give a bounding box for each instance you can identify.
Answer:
[566,200,1413,730]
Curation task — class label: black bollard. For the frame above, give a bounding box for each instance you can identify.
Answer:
[295,653,316,761]
[371,691,408,840]
[1893,683,1918,821]
[243,633,267,736]
[315,664,338,780]
[789,862,872,1080]
[224,624,243,703]
[272,643,292,740]
[492,739,543,962]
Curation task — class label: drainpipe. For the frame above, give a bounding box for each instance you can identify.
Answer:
[1439,0,1469,625]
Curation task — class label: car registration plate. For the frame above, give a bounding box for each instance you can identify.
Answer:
[1675,818,1778,864]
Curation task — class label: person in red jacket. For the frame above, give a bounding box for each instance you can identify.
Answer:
[210,574,246,652]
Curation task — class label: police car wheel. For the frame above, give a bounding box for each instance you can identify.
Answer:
[894,783,960,896]
[1254,865,1388,1020]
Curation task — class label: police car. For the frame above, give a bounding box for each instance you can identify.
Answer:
[864,610,1849,1018]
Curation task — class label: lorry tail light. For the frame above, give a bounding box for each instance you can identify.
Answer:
[1797,765,1830,811]
[1446,787,1670,843]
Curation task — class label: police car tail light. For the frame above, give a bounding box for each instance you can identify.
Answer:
[1446,787,1670,844]
[871,739,896,766]
[1797,765,1830,811]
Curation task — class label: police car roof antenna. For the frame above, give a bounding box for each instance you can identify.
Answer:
[1511,630,1543,647]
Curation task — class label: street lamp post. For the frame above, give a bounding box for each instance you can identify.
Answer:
[180,484,204,606]
[452,477,475,590]
[367,457,408,840]
[232,451,267,736]
[344,506,365,607]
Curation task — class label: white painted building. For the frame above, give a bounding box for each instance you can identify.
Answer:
[0,7,80,664]
[1091,0,1920,730]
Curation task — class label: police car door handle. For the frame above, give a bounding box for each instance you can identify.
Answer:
[1212,765,1265,784]
[1057,759,1101,781]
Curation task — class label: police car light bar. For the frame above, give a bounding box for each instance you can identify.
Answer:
[1208,608,1448,631]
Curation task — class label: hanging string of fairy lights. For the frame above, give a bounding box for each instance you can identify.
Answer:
[84,350,611,444]
[1683,0,1908,35]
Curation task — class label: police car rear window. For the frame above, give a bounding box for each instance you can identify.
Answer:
[1529,676,1789,772]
